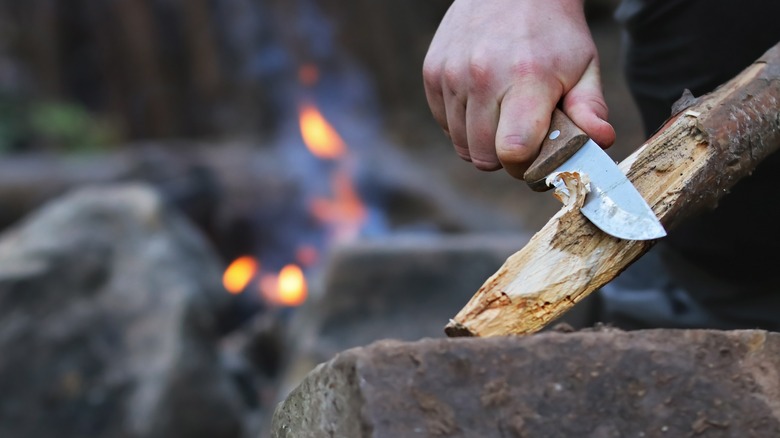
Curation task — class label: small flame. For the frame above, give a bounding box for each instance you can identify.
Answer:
[311,169,367,242]
[299,103,346,159]
[260,264,308,307]
[223,256,258,294]
[278,264,307,306]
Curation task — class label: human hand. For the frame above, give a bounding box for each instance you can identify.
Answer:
[423,0,616,179]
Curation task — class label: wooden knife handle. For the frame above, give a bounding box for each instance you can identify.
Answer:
[524,108,590,192]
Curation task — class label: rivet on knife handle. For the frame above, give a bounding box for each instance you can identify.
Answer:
[524,109,590,192]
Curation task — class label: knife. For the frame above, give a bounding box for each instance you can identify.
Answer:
[523,109,666,241]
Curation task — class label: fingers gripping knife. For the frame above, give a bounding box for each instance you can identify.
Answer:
[524,109,666,241]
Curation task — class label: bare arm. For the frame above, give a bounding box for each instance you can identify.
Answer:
[423,0,616,179]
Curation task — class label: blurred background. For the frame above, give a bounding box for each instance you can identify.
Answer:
[0,0,645,437]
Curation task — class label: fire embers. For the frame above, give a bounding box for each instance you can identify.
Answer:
[223,256,308,307]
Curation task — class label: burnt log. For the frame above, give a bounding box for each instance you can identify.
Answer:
[446,41,780,337]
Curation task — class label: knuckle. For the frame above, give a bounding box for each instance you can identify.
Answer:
[433,116,448,133]
[455,149,472,162]
[466,59,494,93]
[497,137,536,164]
[508,59,547,80]
[422,63,442,90]
[570,94,608,117]
[442,66,463,93]
[449,131,468,147]
[452,143,471,160]
[590,98,609,118]
[471,157,502,171]
[469,142,501,171]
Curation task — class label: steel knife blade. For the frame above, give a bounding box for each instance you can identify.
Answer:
[523,109,666,241]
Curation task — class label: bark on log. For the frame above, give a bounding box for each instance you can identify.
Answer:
[446,42,780,338]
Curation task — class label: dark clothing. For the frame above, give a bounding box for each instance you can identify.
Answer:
[600,0,780,330]
[616,0,780,132]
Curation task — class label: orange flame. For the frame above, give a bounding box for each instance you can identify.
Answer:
[299,103,346,159]
[260,264,308,307]
[223,256,258,294]
[311,169,367,242]
[278,264,307,306]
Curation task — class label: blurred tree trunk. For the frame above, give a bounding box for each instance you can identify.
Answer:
[2,0,235,141]
[318,0,452,114]
[181,0,223,116]
[0,0,459,143]
[112,0,176,138]
[28,0,62,96]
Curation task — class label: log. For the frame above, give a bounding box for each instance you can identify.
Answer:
[445,41,780,338]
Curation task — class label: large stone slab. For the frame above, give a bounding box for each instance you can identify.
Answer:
[273,329,780,437]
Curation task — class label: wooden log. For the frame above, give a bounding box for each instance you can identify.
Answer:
[445,42,780,338]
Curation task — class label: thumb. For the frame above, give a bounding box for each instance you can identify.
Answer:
[562,59,615,148]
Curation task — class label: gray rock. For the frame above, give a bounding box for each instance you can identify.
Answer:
[0,184,245,438]
[273,329,780,437]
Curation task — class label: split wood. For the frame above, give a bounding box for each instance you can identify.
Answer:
[446,41,780,337]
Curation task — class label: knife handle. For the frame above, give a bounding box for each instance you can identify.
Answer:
[524,108,590,192]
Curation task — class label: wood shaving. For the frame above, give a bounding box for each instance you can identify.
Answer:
[545,171,591,210]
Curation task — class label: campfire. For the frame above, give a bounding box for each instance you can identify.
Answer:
[0,0,541,437]
[222,85,369,308]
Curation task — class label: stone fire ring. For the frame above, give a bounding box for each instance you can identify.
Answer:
[272,329,780,437]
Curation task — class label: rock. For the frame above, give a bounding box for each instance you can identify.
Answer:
[273,329,780,437]
[0,184,245,438]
